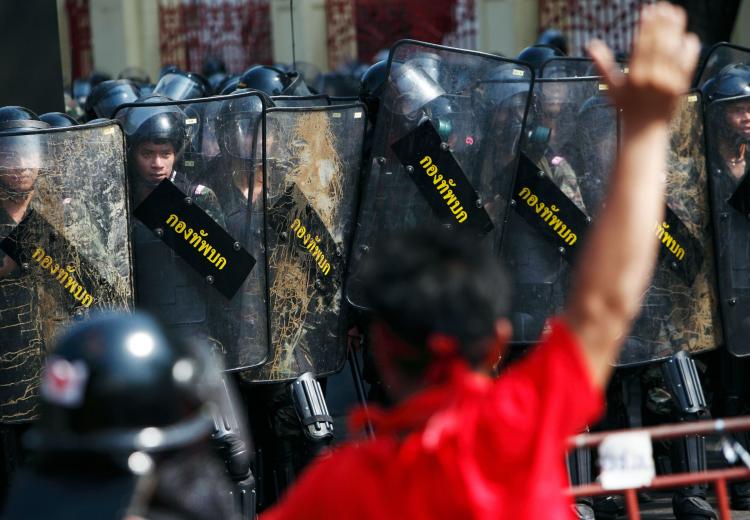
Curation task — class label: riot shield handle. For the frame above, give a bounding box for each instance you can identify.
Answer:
[290,372,334,442]
[662,351,708,415]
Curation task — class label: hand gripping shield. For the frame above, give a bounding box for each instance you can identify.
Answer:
[346,39,534,309]
[706,91,750,357]
[500,77,615,344]
[114,92,268,371]
[239,103,366,383]
[0,121,133,423]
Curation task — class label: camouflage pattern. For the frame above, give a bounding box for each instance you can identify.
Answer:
[618,92,721,365]
[240,104,366,383]
[0,122,133,423]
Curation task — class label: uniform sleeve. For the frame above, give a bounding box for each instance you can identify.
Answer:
[483,318,604,450]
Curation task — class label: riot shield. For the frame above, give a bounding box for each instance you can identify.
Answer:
[500,77,612,344]
[240,103,366,383]
[617,92,720,365]
[271,95,331,108]
[541,57,598,78]
[0,121,133,422]
[346,39,534,309]
[695,43,750,89]
[114,91,268,371]
[706,92,750,357]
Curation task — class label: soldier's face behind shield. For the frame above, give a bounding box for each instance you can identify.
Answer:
[724,100,750,141]
[133,141,175,185]
[0,135,42,195]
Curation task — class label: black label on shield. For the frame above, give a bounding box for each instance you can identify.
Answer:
[134,179,255,300]
[656,205,703,286]
[267,184,342,301]
[0,209,118,310]
[390,120,494,236]
[512,153,590,260]
[728,171,750,216]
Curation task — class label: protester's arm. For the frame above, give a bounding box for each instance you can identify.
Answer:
[562,3,700,388]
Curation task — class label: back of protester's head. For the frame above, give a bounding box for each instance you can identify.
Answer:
[360,227,511,375]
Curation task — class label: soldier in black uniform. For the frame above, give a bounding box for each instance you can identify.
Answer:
[704,63,750,510]
[118,97,227,348]
[0,106,50,503]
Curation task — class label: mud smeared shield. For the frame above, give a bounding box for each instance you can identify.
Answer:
[114,92,268,371]
[346,39,533,309]
[500,77,613,344]
[695,43,750,89]
[0,122,133,423]
[706,93,750,357]
[618,92,720,365]
[240,103,366,383]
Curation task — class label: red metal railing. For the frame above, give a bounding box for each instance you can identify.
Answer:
[567,417,750,520]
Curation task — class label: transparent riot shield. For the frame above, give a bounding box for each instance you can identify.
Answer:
[499,78,612,344]
[240,103,366,383]
[617,92,720,365]
[271,95,331,108]
[114,91,268,371]
[346,39,533,309]
[706,93,750,357]
[541,57,599,78]
[0,121,133,422]
[540,58,627,79]
[695,42,750,89]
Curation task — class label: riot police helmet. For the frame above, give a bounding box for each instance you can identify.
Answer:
[516,44,565,74]
[117,95,187,158]
[0,108,48,198]
[216,89,264,159]
[39,112,79,128]
[0,106,49,132]
[27,312,219,454]
[218,75,241,95]
[85,79,141,120]
[536,28,568,56]
[153,70,211,101]
[159,64,181,79]
[208,72,229,95]
[237,65,290,95]
[202,55,227,78]
[703,63,750,104]
[360,60,388,118]
[238,65,312,96]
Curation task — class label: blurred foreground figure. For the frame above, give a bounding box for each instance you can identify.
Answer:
[3,312,236,520]
[263,4,700,519]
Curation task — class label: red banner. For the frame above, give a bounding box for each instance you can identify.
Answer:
[352,0,477,64]
[158,0,272,74]
[65,0,93,80]
[539,0,656,57]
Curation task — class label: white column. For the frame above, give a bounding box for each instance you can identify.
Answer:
[476,0,538,58]
[89,0,160,81]
[270,0,330,71]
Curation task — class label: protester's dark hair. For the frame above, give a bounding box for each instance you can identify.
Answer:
[360,227,511,370]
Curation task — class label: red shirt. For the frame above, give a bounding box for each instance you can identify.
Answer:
[262,319,603,520]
